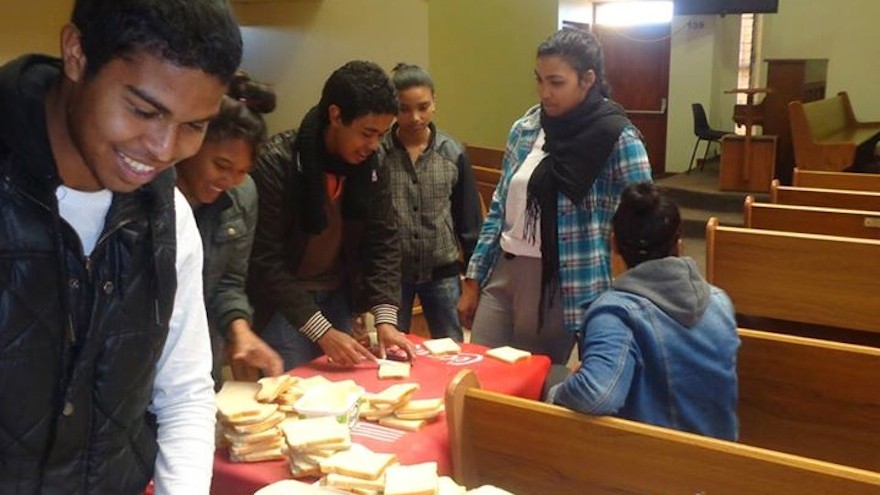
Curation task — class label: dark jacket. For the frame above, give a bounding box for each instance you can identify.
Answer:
[380,123,483,283]
[248,129,400,332]
[0,55,177,493]
[194,175,257,380]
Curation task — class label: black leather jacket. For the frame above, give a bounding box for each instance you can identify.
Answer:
[0,55,177,494]
[248,129,401,333]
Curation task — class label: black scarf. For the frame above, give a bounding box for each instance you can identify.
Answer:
[295,106,377,235]
[524,87,630,324]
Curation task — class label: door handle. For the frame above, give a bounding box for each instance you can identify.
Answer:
[627,98,667,115]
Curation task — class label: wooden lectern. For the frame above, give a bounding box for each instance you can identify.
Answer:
[720,88,776,192]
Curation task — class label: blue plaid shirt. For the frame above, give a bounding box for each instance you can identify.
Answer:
[465,104,653,334]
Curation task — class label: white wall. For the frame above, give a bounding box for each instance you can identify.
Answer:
[234,0,429,135]
[666,17,720,172]
[761,0,880,120]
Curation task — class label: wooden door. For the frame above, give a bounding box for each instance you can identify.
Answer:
[594,23,671,175]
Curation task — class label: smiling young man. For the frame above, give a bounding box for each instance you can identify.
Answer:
[248,61,416,370]
[0,0,241,493]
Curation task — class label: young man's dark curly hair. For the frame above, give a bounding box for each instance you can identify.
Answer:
[71,0,242,83]
[318,60,399,124]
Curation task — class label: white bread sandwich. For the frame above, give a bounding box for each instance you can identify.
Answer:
[369,383,420,405]
[394,398,444,421]
[228,444,287,463]
[254,479,338,495]
[320,446,397,479]
[256,375,298,403]
[378,362,411,379]
[216,381,279,424]
[384,461,439,495]
[282,415,351,451]
[422,337,461,356]
[227,410,286,434]
[466,486,517,494]
[485,346,532,364]
[378,417,427,432]
[438,476,467,495]
[323,472,386,493]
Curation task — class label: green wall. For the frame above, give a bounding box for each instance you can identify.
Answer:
[428,0,557,149]
[0,0,73,63]
[761,0,880,120]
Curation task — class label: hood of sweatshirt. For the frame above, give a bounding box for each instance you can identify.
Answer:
[0,55,63,187]
[611,256,710,328]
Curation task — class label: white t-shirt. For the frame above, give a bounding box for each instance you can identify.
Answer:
[57,186,215,494]
[500,130,547,258]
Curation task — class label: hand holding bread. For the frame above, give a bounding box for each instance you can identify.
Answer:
[226,320,285,378]
[376,322,416,362]
[317,328,377,366]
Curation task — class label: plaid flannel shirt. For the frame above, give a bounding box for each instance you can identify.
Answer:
[465,104,653,334]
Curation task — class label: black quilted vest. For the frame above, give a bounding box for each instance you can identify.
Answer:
[0,152,177,493]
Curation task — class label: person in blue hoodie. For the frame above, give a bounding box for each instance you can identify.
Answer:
[548,182,740,441]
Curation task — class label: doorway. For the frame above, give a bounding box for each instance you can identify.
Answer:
[591,2,672,176]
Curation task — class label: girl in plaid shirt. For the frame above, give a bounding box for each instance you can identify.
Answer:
[459,28,652,364]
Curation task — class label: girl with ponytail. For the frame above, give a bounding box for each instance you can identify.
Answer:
[176,71,283,386]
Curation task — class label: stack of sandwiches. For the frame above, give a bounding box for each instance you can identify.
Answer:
[254,462,513,495]
[256,461,516,494]
[358,384,444,432]
[319,444,398,493]
[282,415,352,477]
[269,375,335,414]
[216,381,288,462]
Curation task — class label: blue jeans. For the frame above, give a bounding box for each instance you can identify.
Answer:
[398,276,463,342]
[260,288,353,370]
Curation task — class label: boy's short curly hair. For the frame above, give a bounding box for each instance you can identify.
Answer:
[71,0,242,83]
[318,61,398,125]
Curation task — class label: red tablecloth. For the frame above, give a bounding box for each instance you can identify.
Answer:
[210,336,551,495]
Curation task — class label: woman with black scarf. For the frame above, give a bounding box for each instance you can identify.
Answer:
[459,28,653,364]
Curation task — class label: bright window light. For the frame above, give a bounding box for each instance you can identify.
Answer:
[595,1,674,26]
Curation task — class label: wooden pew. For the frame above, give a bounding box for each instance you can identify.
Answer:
[794,167,880,192]
[737,328,880,472]
[466,145,504,217]
[770,179,880,211]
[445,369,880,495]
[744,195,880,240]
[789,91,880,171]
[705,217,880,345]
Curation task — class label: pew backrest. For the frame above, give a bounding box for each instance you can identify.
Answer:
[770,179,880,211]
[705,217,880,335]
[738,328,880,472]
[794,167,880,192]
[446,370,880,495]
[788,92,879,171]
[466,146,504,216]
[744,195,880,239]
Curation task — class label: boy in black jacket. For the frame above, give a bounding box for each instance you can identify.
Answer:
[249,61,416,369]
[0,0,241,492]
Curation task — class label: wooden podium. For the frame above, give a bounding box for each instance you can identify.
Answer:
[721,87,776,192]
[719,135,777,192]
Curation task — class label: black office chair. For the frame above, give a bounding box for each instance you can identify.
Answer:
[687,103,729,173]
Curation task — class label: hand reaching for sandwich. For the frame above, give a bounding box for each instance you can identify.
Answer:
[375,322,416,362]
[318,328,378,367]
[317,324,417,367]
[226,319,285,379]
